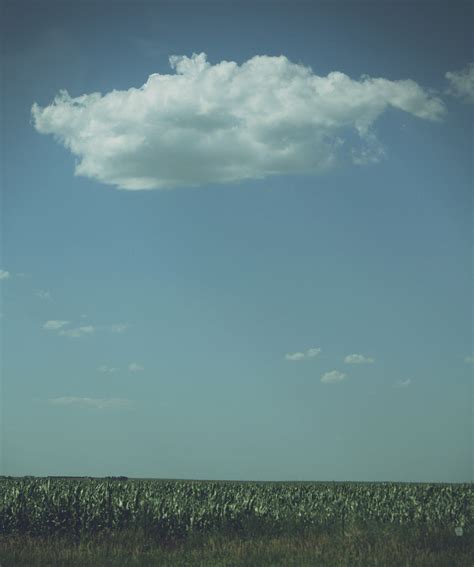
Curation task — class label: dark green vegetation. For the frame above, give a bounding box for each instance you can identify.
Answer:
[0,478,472,565]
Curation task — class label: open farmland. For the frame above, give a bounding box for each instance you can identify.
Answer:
[0,477,473,565]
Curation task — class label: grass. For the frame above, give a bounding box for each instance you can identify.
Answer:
[1,523,472,566]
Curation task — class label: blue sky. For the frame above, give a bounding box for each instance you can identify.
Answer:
[1,0,472,482]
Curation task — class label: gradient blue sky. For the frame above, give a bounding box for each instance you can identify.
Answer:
[1,0,472,482]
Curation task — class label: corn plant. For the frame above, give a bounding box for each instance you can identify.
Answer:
[0,478,471,539]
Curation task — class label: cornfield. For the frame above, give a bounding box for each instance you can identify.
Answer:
[0,478,472,540]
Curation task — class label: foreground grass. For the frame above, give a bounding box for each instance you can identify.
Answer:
[1,524,472,566]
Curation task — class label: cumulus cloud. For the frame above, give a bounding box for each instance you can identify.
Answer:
[393,379,411,388]
[49,396,132,409]
[445,63,474,103]
[321,370,347,384]
[285,352,306,361]
[129,362,144,373]
[31,53,445,191]
[43,320,69,330]
[58,325,95,338]
[98,364,117,374]
[0,270,11,280]
[344,353,375,365]
[285,347,321,361]
[35,290,52,301]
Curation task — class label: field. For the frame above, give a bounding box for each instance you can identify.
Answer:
[0,477,473,566]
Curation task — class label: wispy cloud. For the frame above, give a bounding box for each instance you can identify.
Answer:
[306,347,322,358]
[129,362,144,373]
[344,353,375,365]
[393,379,411,388]
[285,347,321,361]
[0,270,11,280]
[98,365,118,374]
[321,370,347,384]
[43,318,128,338]
[49,396,132,409]
[32,53,445,191]
[445,63,474,103]
[43,320,69,331]
[58,325,95,338]
[351,133,386,165]
[109,323,128,333]
[464,356,474,364]
[35,290,53,301]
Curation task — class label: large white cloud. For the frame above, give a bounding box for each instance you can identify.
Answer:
[445,63,474,103]
[31,53,445,190]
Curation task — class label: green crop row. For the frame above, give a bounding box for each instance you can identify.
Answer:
[0,478,472,539]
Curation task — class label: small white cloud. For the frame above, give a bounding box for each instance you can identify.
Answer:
[306,347,322,358]
[321,370,347,384]
[344,353,375,365]
[109,323,128,333]
[98,365,117,374]
[129,362,144,373]
[393,379,411,388]
[0,270,11,280]
[49,396,132,409]
[35,290,52,301]
[58,325,95,338]
[464,356,474,364]
[285,347,321,361]
[285,352,306,361]
[32,53,446,191]
[43,320,69,330]
[445,63,474,103]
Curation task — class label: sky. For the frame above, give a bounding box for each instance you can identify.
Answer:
[0,0,472,483]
